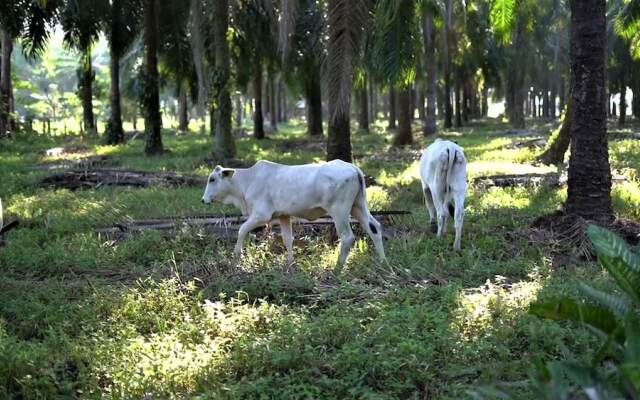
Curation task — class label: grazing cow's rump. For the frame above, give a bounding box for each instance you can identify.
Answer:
[419,139,467,251]
[201,160,386,267]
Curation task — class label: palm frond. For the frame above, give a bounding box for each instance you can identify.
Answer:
[490,0,516,44]
[578,282,632,319]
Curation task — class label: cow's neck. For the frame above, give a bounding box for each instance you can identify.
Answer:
[225,168,251,216]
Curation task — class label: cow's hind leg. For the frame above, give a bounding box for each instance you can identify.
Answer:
[453,191,465,252]
[352,206,386,262]
[423,185,437,233]
[279,216,294,266]
[431,189,448,238]
[331,212,356,270]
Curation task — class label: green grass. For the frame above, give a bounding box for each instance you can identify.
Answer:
[1,118,639,399]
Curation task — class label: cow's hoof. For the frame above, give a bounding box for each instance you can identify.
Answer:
[429,223,438,234]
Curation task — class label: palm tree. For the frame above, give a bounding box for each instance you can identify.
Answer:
[0,0,59,137]
[421,1,437,136]
[142,0,163,155]
[213,0,235,159]
[372,0,420,146]
[60,0,108,135]
[231,0,277,140]
[326,0,369,162]
[104,0,140,144]
[566,0,613,222]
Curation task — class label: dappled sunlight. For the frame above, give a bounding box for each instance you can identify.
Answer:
[451,277,542,342]
[613,180,640,220]
[467,160,555,178]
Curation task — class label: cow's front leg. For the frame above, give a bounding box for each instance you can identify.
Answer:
[234,214,268,258]
[279,216,294,266]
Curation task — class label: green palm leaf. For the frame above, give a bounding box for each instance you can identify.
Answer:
[530,299,622,341]
[579,282,632,318]
[587,225,640,306]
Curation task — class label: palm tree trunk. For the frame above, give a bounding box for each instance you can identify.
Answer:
[481,84,488,117]
[388,87,397,130]
[178,85,188,131]
[253,58,265,139]
[268,73,277,132]
[393,86,413,146]
[81,48,96,135]
[537,90,571,166]
[305,70,323,137]
[421,7,437,136]
[143,0,163,155]
[213,0,235,159]
[454,76,462,127]
[619,77,626,127]
[106,45,124,144]
[566,0,612,222]
[235,95,242,127]
[632,78,640,119]
[418,87,426,121]
[369,80,376,122]
[358,83,369,133]
[0,27,12,138]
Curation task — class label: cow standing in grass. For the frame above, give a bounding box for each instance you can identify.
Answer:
[419,139,467,251]
[201,160,386,268]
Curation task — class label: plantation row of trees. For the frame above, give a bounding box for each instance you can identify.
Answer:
[2,0,640,222]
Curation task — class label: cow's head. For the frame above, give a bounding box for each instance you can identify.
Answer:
[201,165,236,204]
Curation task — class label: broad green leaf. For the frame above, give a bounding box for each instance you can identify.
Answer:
[579,283,631,318]
[587,225,640,274]
[530,299,622,340]
[598,254,640,306]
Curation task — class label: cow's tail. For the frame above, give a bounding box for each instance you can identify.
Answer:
[444,146,457,217]
[355,168,379,234]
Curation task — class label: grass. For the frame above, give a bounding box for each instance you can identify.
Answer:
[1,117,639,399]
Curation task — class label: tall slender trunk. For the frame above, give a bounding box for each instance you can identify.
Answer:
[566,0,612,222]
[550,83,557,119]
[393,86,413,146]
[543,86,550,119]
[325,0,356,162]
[422,6,437,135]
[388,87,397,130]
[305,70,323,137]
[213,0,235,158]
[268,73,277,131]
[282,89,288,122]
[143,0,163,155]
[462,80,470,123]
[418,87,425,121]
[632,78,640,119]
[559,77,565,112]
[369,79,376,122]
[481,85,488,117]
[358,81,369,133]
[81,48,96,135]
[507,21,526,129]
[442,0,453,129]
[454,76,462,127]
[106,44,124,144]
[618,77,626,127]
[0,28,12,138]
[235,95,242,127]
[537,88,572,165]
[253,58,265,139]
[178,84,188,131]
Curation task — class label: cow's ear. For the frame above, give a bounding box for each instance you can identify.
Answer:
[214,165,222,173]
[221,168,235,179]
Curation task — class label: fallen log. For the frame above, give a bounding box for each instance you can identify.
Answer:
[34,155,116,171]
[96,211,411,241]
[473,172,629,188]
[40,168,205,190]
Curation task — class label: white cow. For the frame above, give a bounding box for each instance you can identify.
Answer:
[201,160,386,267]
[419,139,467,251]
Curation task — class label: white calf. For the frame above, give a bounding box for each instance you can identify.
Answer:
[201,160,386,267]
[419,139,467,251]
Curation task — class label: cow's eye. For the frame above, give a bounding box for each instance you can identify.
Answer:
[208,177,215,183]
